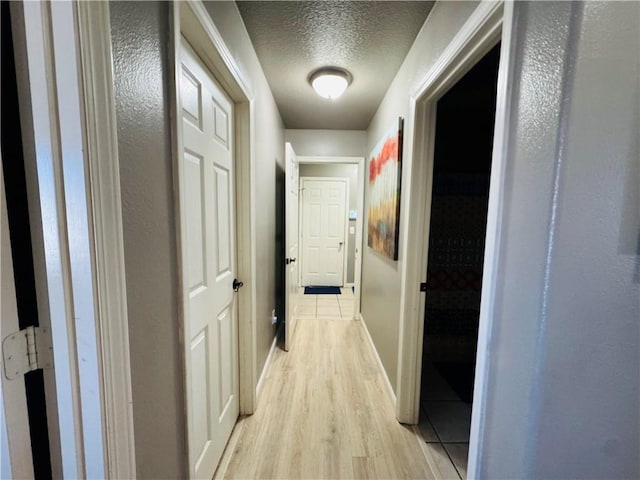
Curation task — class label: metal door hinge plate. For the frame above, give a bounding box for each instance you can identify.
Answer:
[2,326,53,380]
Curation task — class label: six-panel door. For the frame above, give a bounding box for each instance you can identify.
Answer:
[301,179,347,287]
[180,38,239,480]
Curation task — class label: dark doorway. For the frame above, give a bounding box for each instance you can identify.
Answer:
[418,43,501,478]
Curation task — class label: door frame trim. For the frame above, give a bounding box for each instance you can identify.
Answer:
[299,176,350,287]
[395,1,515,477]
[74,3,137,477]
[169,2,258,472]
[298,155,364,319]
[12,2,137,477]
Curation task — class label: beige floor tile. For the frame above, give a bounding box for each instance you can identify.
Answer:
[424,402,472,443]
[339,307,356,319]
[418,414,439,443]
[317,295,339,305]
[422,443,461,479]
[315,316,345,322]
[338,302,355,313]
[298,296,317,306]
[297,305,316,317]
[444,443,469,479]
[317,305,341,317]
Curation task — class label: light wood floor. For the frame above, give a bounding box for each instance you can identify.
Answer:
[215,313,446,479]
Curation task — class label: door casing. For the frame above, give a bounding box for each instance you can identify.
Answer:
[297,156,365,320]
[300,176,349,287]
[8,1,135,477]
[394,2,513,479]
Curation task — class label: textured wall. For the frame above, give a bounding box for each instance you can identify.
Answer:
[203,1,285,380]
[299,163,359,283]
[110,1,284,476]
[362,1,480,392]
[285,129,367,157]
[110,2,185,478]
[474,2,640,477]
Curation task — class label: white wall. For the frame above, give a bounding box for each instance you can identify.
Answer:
[473,2,639,477]
[362,1,480,392]
[110,1,284,477]
[285,129,367,157]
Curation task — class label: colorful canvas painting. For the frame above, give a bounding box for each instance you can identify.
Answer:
[368,118,403,260]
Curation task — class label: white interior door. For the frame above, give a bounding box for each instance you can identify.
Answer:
[180,38,239,479]
[1,159,34,479]
[284,143,300,351]
[301,178,348,287]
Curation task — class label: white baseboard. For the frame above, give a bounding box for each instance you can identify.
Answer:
[256,334,278,401]
[359,314,396,405]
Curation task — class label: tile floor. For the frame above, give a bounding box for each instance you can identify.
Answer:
[297,287,356,320]
[419,363,472,479]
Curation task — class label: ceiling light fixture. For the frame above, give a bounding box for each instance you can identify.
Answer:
[309,67,352,100]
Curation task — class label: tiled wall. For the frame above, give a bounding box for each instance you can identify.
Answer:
[424,174,489,362]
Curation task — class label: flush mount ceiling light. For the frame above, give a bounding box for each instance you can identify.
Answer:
[309,67,352,100]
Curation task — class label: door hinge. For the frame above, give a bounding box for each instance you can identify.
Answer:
[420,282,427,292]
[2,326,53,380]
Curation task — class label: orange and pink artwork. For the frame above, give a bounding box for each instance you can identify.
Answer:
[367,118,403,260]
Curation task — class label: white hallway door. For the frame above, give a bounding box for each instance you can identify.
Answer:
[284,143,300,351]
[301,178,348,287]
[180,39,239,479]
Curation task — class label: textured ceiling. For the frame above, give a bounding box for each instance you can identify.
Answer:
[236,1,434,130]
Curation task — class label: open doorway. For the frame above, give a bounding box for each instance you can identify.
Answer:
[419,43,500,478]
[299,166,355,288]
[295,156,365,321]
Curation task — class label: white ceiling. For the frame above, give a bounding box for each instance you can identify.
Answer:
[235,1,435,130]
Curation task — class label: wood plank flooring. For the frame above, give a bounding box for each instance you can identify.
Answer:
[215,311,439,479]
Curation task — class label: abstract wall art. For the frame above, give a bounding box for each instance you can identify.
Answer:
[367,117,403,260]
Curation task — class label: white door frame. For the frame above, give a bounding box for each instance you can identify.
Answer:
[10,1,136,478]
[297,156,364,317]
[299,176,350,288]
[170,0,258,430]
[395,0,515,477]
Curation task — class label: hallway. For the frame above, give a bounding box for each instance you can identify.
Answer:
[215,291,457,479]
